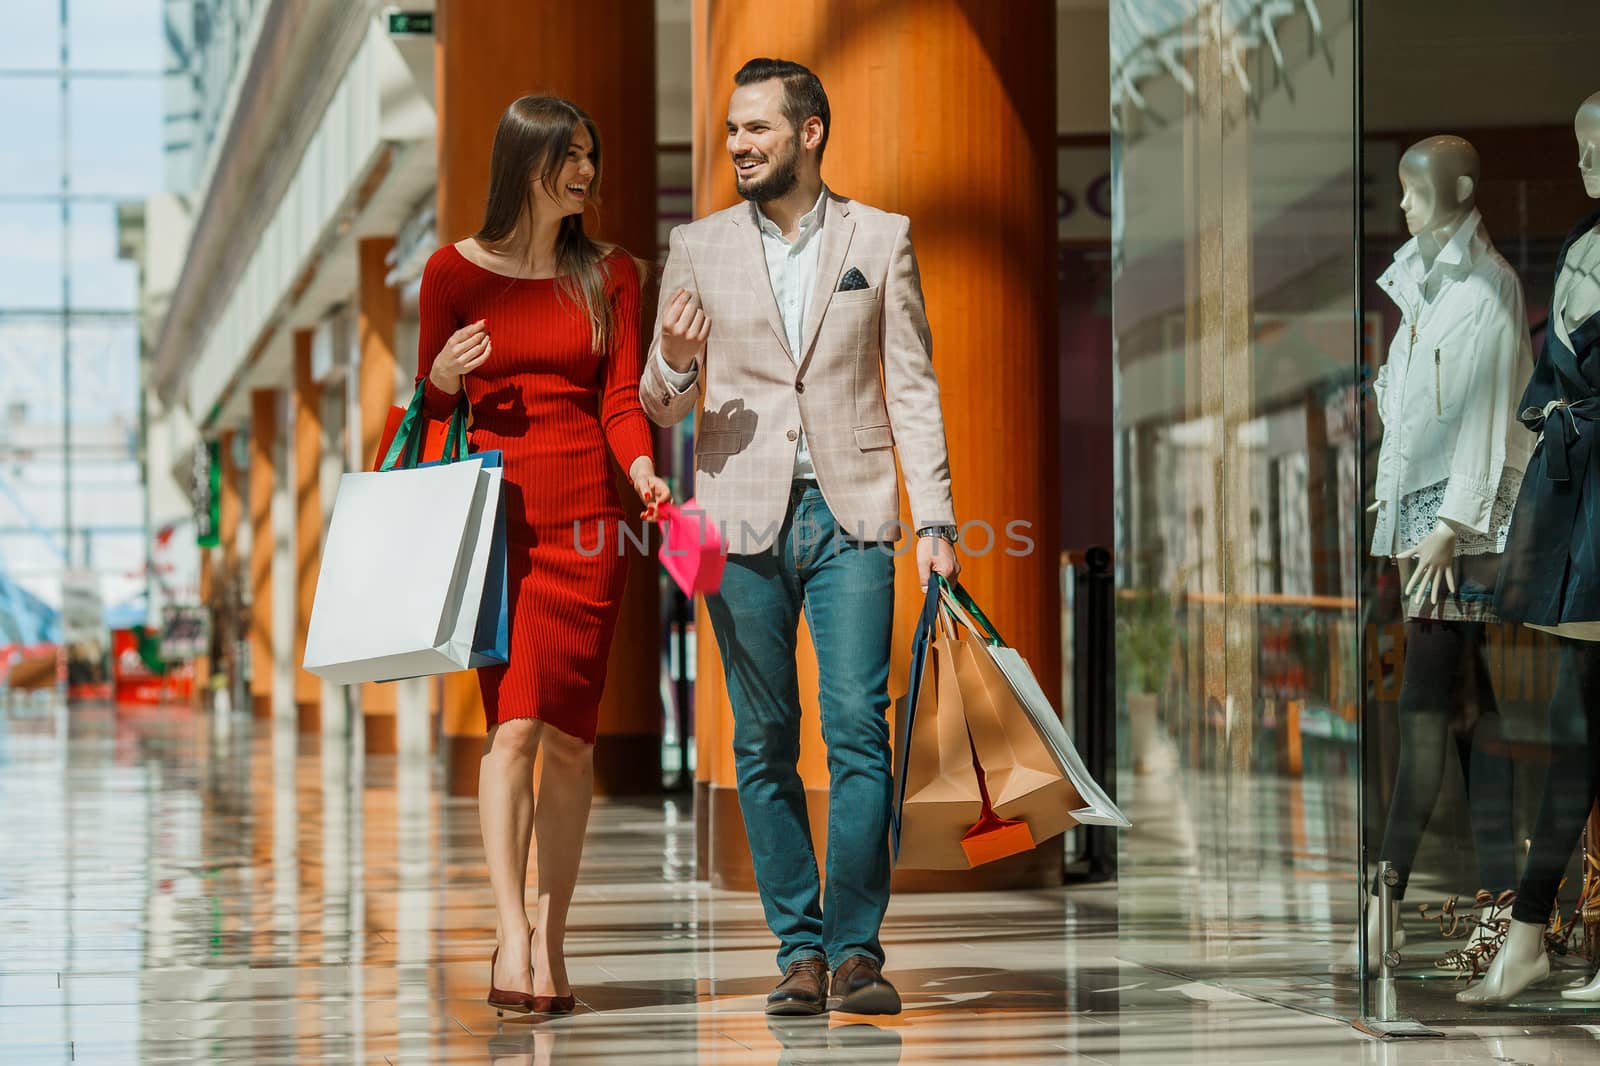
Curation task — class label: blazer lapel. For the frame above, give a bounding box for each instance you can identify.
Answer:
[730,208,793,360]
[797,196,855,375]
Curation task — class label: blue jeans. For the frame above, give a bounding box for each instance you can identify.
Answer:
[705,483,896,973]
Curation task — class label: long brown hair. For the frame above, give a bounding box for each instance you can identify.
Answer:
[475,95,615,353]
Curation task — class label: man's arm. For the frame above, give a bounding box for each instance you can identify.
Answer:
[641,226,704,427]
[881,215,955,528]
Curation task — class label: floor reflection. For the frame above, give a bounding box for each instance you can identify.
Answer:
[4,699,1600,1063]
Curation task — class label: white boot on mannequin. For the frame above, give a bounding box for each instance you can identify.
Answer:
[1560,968,1600,1001]
[1332,899,1404,976]
[1456,920,1550,1004]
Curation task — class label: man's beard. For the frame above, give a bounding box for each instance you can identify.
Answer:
[735,148,799,203]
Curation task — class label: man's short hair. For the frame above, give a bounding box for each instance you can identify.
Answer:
[734,58,830,160]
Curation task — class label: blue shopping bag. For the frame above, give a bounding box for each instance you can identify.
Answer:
[890,577,944,859]
[460,448,509,669]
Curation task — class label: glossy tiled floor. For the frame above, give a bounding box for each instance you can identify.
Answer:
[7,699,1600,1064]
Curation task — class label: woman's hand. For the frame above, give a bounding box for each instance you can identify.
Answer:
[629,457,673,521]
[1397,521,1458,606]
[428,320,491,394]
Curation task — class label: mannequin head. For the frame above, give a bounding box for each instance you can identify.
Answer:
[1577,91,1600,199]
[1398,136,1480,240]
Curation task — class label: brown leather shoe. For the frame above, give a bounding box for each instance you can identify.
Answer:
[766,956,829,1016]
[831,955,901,1015]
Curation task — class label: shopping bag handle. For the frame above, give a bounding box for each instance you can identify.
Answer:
[932,574,1006,647]
[378,380,472,472]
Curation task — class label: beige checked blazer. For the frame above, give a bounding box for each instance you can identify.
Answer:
[640,191,955,555]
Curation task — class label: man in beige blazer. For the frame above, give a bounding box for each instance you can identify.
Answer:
[641,58,958,1017]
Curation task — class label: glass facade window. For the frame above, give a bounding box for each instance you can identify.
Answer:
[1111,0,1363,1018]
[166,0,266,196]
[0,1,163,615]
[1112,0,1600,1031]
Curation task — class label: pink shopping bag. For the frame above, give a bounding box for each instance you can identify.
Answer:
[658,500,726,596]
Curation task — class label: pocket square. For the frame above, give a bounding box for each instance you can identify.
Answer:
[837,267,869,292]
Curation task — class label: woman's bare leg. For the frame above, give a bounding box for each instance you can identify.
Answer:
[480,718,541,994]
[530,725,595,997]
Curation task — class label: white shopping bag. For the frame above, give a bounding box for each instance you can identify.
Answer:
[938,579,1131,830]
[303,457,501,684]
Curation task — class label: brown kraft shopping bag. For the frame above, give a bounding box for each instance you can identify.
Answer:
[942,585,1085,846]
[893,589,987,870]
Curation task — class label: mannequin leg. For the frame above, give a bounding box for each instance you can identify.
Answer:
[1461,631,1517,895]
[1508,641,1600,927]
[1459,640,1600,1005]
[1456,919,1551,1004]
[1439,638,1516,970]
[1559,644,1600,1002]
[1560,963,1600,1000]
[1335,622,1463,975]
[1372,622,1469,898]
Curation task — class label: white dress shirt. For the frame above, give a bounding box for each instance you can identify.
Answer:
[657,186,830,480]
[1370,209,1535,557]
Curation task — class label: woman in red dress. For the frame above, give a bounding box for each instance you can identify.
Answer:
[416,96,671,1015]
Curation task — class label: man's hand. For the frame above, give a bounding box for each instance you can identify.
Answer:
[918,535,960,592]
[661,288,710,373]
[1397,521,1458,606]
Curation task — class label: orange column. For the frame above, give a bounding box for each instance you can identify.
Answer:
[220,429,241,641]
[213,429,241,704]
[356,236,402,754]
[693,0,1062,890]
[248,390,278,720]
[292,331,322,734]
[435,0,660,797]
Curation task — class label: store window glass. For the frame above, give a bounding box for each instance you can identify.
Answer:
[1110,0,1362,1018]
[1357,1,1600,1025]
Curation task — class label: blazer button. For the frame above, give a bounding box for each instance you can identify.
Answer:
[786,429,798,441]
[795,381,805,393]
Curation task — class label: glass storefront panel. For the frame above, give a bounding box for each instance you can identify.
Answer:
[1357,0,1600,1025]
[1110,0,1363,1018]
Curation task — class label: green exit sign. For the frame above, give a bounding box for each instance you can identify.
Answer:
[387,11,434,35]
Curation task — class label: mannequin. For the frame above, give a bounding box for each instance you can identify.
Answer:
[1460,92,1600,1007]
[1340,135,1532,977]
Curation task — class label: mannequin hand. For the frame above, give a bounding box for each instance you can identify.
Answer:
[629,457,673,521]
[1397,521,1458,605]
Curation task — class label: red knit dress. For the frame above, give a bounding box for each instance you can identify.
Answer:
[415,243,654,742]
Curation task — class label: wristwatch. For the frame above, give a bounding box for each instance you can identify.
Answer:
[916,524,958,544]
